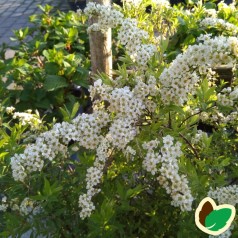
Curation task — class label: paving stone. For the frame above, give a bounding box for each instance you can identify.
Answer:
[0,20,14,27]
[1,11,15,17]
[15,18,31,24]
[11,12,25,17]
[24,9,37,14]
[0,37,13,45]
[0,27,10,34]
[0,0,71,46]
[15,8,28,13]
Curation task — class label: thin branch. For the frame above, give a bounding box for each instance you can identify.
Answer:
[179,105,216,128]
[103,148,115,174]
[179,132,200,160]
[168,111,172,129]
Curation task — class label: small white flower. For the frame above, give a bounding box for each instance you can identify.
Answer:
[160,35,238,105]
[6,106,15,114]
[143,136,193,211]
[208,185,238,206]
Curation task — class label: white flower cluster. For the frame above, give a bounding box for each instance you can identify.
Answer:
[204,9,217,18]
[124,0,170,10]
[91,76,159,119]
[90,78,147,121]
[211,111,238,124]
[229,86,238,100]
[13,110,42,129]
[191,130,208,146]
[218,1,237,14]
[118,18,148,46]
[84,2,156,67]
[209,226,233,238]
[217,94,234,107]
[78,78,152,219]
[133,76,159,98]
[133,76,159,112]
[217,86,238,107]
[113,74,159,96]
[0,196,8,212]
[151,0,170,8]
[134,44,157,66]
[198,105,238,125]
[20,197,41,216]
[142,139,160,175]
[142,135,194,211]
[159,35,238,105]
[199,111,209,122]
[77,73,160,219]
[79,138,110,219]
[200,18,238,35]
[208,185,238,206]
[10,75,149,219]
[10,111,110,182]
[123,145,136,160]
[68,111,110,149]
[89,78,112,101]
[10,123,72,181]
[228,36,238,57]
[118,18,156,66]
[9,198,20,212]
[84,2,123,33]
[0,196,35,215]
[108,118,137,149]
[6,106,15,114]
[124,0,142,7]
[11,145,44,182]
[78,193,96,219]
[110,88,145,119]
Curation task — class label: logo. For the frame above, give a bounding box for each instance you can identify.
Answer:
[195,197,236,236]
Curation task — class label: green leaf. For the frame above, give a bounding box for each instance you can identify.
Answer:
[178,16,186,26]
[100,199,115,223]
[160,38,169,52]
[161,104,185,115]
[37,4,53,14]
[220,157,230,167]
[35,98,51,109]
[43,177,52,195]
[205,208,232,231]
[45,62,60,75]
[204,2,216,9]
[68,28,78,41]
[42,49,50,60]
[31,194,46,201]
[183,34,195,46]
[71,102,80,119]
[126,185,144,199]
[44,75,68,91]
[54,42,66,50]
[201,78,209,92]
[59,105,71,122]
[0,152,9,158]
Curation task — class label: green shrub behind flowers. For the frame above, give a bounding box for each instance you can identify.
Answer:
[0,5,90,123]
[1,1,238,237]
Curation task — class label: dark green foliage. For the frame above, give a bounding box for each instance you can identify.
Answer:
[0,5,90,122]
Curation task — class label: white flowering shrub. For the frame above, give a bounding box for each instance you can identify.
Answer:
[1,1,238,237]
[160,35,238,105]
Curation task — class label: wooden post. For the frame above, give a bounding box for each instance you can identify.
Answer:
[87,0,112,77]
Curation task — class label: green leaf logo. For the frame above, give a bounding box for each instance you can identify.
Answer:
[205,208,232,231]
[195,197,236,236]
